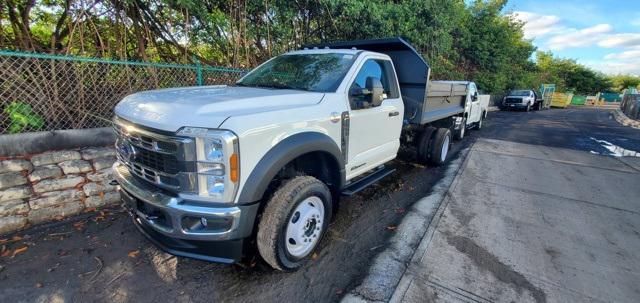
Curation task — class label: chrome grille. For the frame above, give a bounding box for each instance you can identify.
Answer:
[133,147,179,174]
[113,116,194,192]
[505,97,523,104]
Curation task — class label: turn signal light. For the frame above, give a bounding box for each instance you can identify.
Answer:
[230,153,239,183]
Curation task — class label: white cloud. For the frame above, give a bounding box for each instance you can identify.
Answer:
[598,33,640,48]
[510,11,562,39]
[546,24,613,50]
[509,11,640,75]
[584,59,640,76]
[604,47,640,60]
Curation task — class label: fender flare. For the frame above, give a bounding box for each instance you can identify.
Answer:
[237,132,345,203]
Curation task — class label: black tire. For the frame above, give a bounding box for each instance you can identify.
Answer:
[526,103,531,112]
[257,176,332,271]
[416,127,436,164]
[428,128,452,166]
[535,102,542,111]
[454,118,466,140]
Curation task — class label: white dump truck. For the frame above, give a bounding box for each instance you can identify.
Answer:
[112,37,488,270]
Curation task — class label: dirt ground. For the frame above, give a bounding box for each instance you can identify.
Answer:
[0,128,475,303]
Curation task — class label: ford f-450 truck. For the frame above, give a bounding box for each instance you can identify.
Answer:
[502,89,543,111]
[112,37,488,271]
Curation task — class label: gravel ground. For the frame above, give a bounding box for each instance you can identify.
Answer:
[0,123,476,303]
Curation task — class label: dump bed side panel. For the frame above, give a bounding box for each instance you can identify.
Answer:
[422,81,467,123]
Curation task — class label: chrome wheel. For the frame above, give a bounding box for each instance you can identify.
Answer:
[285,196,325,258]
[441,135,450,162]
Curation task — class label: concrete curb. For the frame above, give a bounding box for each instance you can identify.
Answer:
[612,109,640,129]
[389,144,474,302]
[341,147,471,303]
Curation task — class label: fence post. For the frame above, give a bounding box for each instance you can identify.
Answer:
[194,56,203,86]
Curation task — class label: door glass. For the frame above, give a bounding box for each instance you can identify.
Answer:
[349,60,393,109]
[469,84,477,101]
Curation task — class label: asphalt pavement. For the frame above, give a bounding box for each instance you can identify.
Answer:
[348,107,640,303]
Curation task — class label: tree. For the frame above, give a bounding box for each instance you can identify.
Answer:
[536,51,610,94]
[609,75,640,93]
[0,0,612,95]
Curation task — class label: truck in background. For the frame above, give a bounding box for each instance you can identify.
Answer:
[112,37,488,271]
[502,89,544,111]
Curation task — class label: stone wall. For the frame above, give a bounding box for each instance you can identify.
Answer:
[0,146,118,234]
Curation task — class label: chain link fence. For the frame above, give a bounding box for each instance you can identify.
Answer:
[0,51,247,135]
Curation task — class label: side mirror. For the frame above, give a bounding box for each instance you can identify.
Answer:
[366,77,385,107]
[472,92,478,101]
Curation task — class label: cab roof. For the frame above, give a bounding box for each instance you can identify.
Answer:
[286,48,362,55]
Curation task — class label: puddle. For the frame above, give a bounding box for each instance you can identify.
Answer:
[590,137,640,157]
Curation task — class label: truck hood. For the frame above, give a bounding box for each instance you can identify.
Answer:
[114,85,325,132]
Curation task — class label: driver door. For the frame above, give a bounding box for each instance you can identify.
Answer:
[468,83,481,123]
[345,58,403,180]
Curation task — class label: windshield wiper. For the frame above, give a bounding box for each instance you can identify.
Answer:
[236,82,311,92]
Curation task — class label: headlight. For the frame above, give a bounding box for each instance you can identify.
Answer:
[177,127,239,203]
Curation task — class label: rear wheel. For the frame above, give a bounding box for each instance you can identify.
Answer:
[428,128,452,166]
[257,176,332,271]
[416,127,436,164]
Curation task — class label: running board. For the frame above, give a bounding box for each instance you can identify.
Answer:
[341,167,396,196]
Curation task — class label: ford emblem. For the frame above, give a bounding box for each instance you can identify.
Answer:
[117,140,137,162]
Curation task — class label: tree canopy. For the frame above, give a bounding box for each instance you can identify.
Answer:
[1,0,637,94]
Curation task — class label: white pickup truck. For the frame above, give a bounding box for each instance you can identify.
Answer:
[112,38,488,271]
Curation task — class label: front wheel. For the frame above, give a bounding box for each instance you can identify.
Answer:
[526,103,531,112]
[257,176,332,271]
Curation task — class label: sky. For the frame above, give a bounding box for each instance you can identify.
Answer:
[504,0,640,75]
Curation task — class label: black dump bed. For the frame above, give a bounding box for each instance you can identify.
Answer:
[305,37,465,125]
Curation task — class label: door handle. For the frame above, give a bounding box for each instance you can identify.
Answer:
[388,111,399,117]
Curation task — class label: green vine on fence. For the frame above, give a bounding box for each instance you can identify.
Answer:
[3,102,44,134]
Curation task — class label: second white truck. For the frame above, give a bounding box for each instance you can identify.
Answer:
[112,37,488,271]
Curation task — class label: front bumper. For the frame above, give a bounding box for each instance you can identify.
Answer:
[114,162,259,263]
[503,103,528,108]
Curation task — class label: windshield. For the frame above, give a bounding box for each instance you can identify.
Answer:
[509,90,531,96]
[236,53,356,92]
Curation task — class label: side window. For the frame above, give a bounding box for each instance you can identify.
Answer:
[349,59,397,109]
[469,83,478,100]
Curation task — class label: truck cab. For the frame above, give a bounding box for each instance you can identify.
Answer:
[112,38,485,270]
